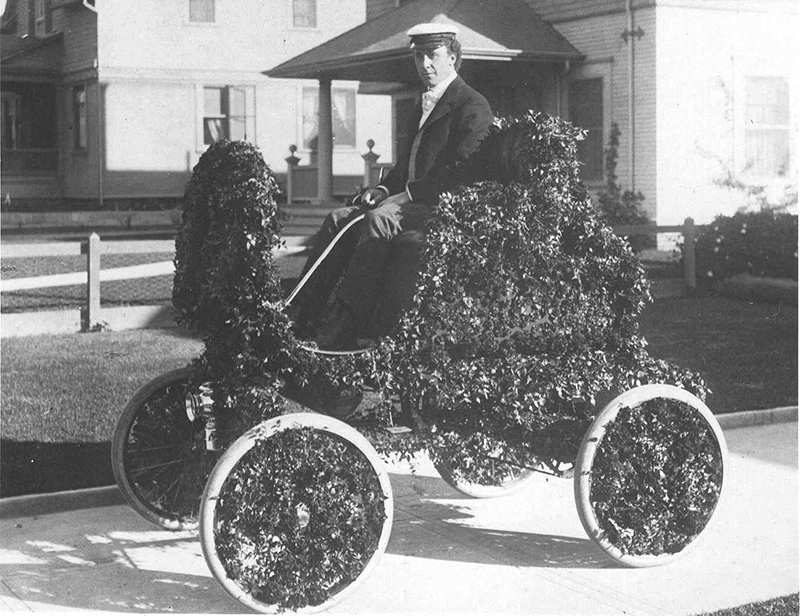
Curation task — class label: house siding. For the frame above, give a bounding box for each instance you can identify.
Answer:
[553,6,658,222]
[655,1,797,225]
[87,0,390,201]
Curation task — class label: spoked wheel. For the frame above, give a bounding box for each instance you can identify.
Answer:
[200,413,393,614]
[111,367,219,530]
[574,384,727,567]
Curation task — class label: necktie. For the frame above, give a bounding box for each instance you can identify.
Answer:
[422,90,437,114]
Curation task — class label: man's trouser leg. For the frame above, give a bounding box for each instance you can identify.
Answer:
[337,200,431,338]
[292,205,362,333]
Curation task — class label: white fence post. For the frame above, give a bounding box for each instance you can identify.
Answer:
[683,217,696,295]
[85,232,101,330]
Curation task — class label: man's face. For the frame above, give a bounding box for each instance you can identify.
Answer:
[414,45,456,88]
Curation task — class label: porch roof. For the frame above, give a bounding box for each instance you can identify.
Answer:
[1,33,62,80]
[265,0,583,83]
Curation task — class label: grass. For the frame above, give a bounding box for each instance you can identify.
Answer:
[1,329,203,496]
[0,294,796,497]
[694,594,798,615]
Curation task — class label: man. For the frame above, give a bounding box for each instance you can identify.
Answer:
[294,23,493,349]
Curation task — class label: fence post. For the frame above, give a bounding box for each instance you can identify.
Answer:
[285,144,300,205]
[683,217,696,296]
[85,232,101,330]
[362,139,380,187]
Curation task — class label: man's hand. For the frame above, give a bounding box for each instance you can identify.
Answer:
[361,188,388,209]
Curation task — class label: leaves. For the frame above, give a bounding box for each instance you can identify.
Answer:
[589,398,724,556]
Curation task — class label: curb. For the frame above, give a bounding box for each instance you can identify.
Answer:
[0,485,124,520]
[715,405,797,430]
[1,406,796,520]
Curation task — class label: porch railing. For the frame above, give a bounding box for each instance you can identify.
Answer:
[1,148,59,175]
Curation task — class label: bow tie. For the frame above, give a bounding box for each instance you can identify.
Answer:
[422,90,438,113]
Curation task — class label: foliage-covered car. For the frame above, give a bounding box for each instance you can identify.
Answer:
[112,112,728,613]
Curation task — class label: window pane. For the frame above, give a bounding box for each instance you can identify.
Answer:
[745,76,791,176]
[293,0,317,28]
[230,87,247,117]
[204,87,224,116]
[333,89,355,147]
[746,130,790,176]
[746,77,789,126]
[569,78,604,181]
[303,87,319,150]
[190,0,215,23]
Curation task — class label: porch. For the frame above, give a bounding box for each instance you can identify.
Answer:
[265,0,583,206]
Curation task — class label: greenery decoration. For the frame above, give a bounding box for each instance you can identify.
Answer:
[171,114,717,604]
[378,112,707,479]
[694,210,798,284]
[213,427,387,610]
[589,397,723,555]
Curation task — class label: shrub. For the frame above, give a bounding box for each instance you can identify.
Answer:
[595,123,650,252]
[694,210,798,285]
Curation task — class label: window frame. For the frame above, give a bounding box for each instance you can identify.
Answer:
[291,0,317,30]
[197,84,256,151]
[742,75,792,179]
[72,83,88,152]
[564,61,612,186]
[299,83,358,154]
[732,56,795,182]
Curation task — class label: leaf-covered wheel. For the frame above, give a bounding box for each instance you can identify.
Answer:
[111,367,218,530]
[574,384,727,567]
[432,445,539,499]
[200,413,393,614]
[406,397,539,499]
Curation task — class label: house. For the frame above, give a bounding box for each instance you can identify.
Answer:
[0,0,393,214]
[2,0,796,231]
[268,0,798,227]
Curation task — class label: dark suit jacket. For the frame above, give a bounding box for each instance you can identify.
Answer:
[380,75,494,206]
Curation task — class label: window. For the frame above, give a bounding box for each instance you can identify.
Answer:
[203,86,255,145]
[2,93,19,149]
[190,0,215,23]
[31,0,52,36]
[73,85,87,151]
[302,87,356,150]
[568,78,604,181]
[744,76,791,176]
[293,0,316,28]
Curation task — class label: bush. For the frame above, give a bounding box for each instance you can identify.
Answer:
[695,210,798,285]
[595,123,651,252]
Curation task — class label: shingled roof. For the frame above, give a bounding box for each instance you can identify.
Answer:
[266,0,583,82]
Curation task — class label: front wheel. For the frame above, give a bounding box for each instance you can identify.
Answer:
[111,367,217,530]
[200,413,393,613]
[574,384,727,567]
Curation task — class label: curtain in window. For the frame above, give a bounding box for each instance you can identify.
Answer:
[303,87,356,150]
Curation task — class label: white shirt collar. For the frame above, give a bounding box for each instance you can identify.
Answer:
[426,71,458,101]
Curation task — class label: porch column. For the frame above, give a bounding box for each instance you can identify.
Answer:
[317,76,334,203]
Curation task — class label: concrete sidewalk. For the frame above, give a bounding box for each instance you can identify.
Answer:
[0,422,796,614]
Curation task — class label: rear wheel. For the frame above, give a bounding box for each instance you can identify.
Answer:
[111,368,217,530]
[200,413,393,613]
[408,398,539,498]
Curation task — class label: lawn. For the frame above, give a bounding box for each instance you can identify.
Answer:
[0,294,796,497]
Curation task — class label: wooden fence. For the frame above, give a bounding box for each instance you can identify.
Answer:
[1,219,702,334]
